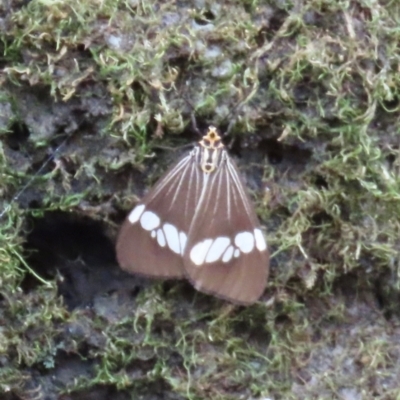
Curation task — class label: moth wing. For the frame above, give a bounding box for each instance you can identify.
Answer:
[117,149,202,278]
[183,154,269,304]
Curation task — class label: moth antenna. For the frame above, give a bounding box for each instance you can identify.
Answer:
[190,112,201,136]
[221,78,260,137]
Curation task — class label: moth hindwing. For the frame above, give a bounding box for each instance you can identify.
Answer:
[116,126,269,304]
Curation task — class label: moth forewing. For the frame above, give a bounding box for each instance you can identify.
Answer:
[116,150,202,278]
[182,151,269,305]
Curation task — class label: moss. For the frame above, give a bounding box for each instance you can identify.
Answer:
[2,0,400,398]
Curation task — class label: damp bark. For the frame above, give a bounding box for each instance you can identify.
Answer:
[1,0,400,399]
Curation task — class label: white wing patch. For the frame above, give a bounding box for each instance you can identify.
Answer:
[190,239,213,265]
[130,206,189,256]
[163,223,181,255]
[234,231,255,253]
[127,162,268,272]
[254,228,267,251]
[128,204,145,223]
[190,230,266,266]
[222,245,234,262]
[157,228,166,247]
[140,211,160,231]
[205,236,230,263]
[179,232,188,255]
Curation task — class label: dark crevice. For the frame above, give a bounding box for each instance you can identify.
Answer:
[2,392,25,400]
[313,174,328,189]
[374,269,400,320]
[194,9,216,25]
[258,138,313,166]
[130,81,146,108]
[58,385,131,400]
[231,310,270,347]
[3,122,30,150]
[22,211,144,309]
[268,10,288,34]
[311,211,333,226]
[59,380,184,400]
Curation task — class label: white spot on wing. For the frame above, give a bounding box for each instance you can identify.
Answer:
[190,239,213,266]
[128,204,145,224]
[151,230,156,238]
[157,229,166,247]
[140,211,160,231]
[163,223,181,254]
[234,231,255,253]
[179,232,187,255]
[234,249,240,258]
[222,245,234,263]
[254,228,267,251]
[205,236,230,263]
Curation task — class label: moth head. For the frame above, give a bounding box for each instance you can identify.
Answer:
[200,126,223,150]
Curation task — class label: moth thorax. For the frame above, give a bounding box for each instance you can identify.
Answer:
[199,126,224,174]
[200,147,222,173]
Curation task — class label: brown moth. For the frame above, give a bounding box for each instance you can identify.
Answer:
[116,127,269,304]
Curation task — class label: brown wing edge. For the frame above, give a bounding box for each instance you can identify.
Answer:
[185,246,269,305]
[116,217,185,279]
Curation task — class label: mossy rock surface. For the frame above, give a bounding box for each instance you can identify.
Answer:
[1,0,400,399]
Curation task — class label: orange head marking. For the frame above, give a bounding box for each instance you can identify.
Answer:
[199,126,223,150]
[199,126,224,174]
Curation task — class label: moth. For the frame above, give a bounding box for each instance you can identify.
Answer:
[116,126,269,304]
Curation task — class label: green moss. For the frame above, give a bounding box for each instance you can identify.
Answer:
[2,0,400,398]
